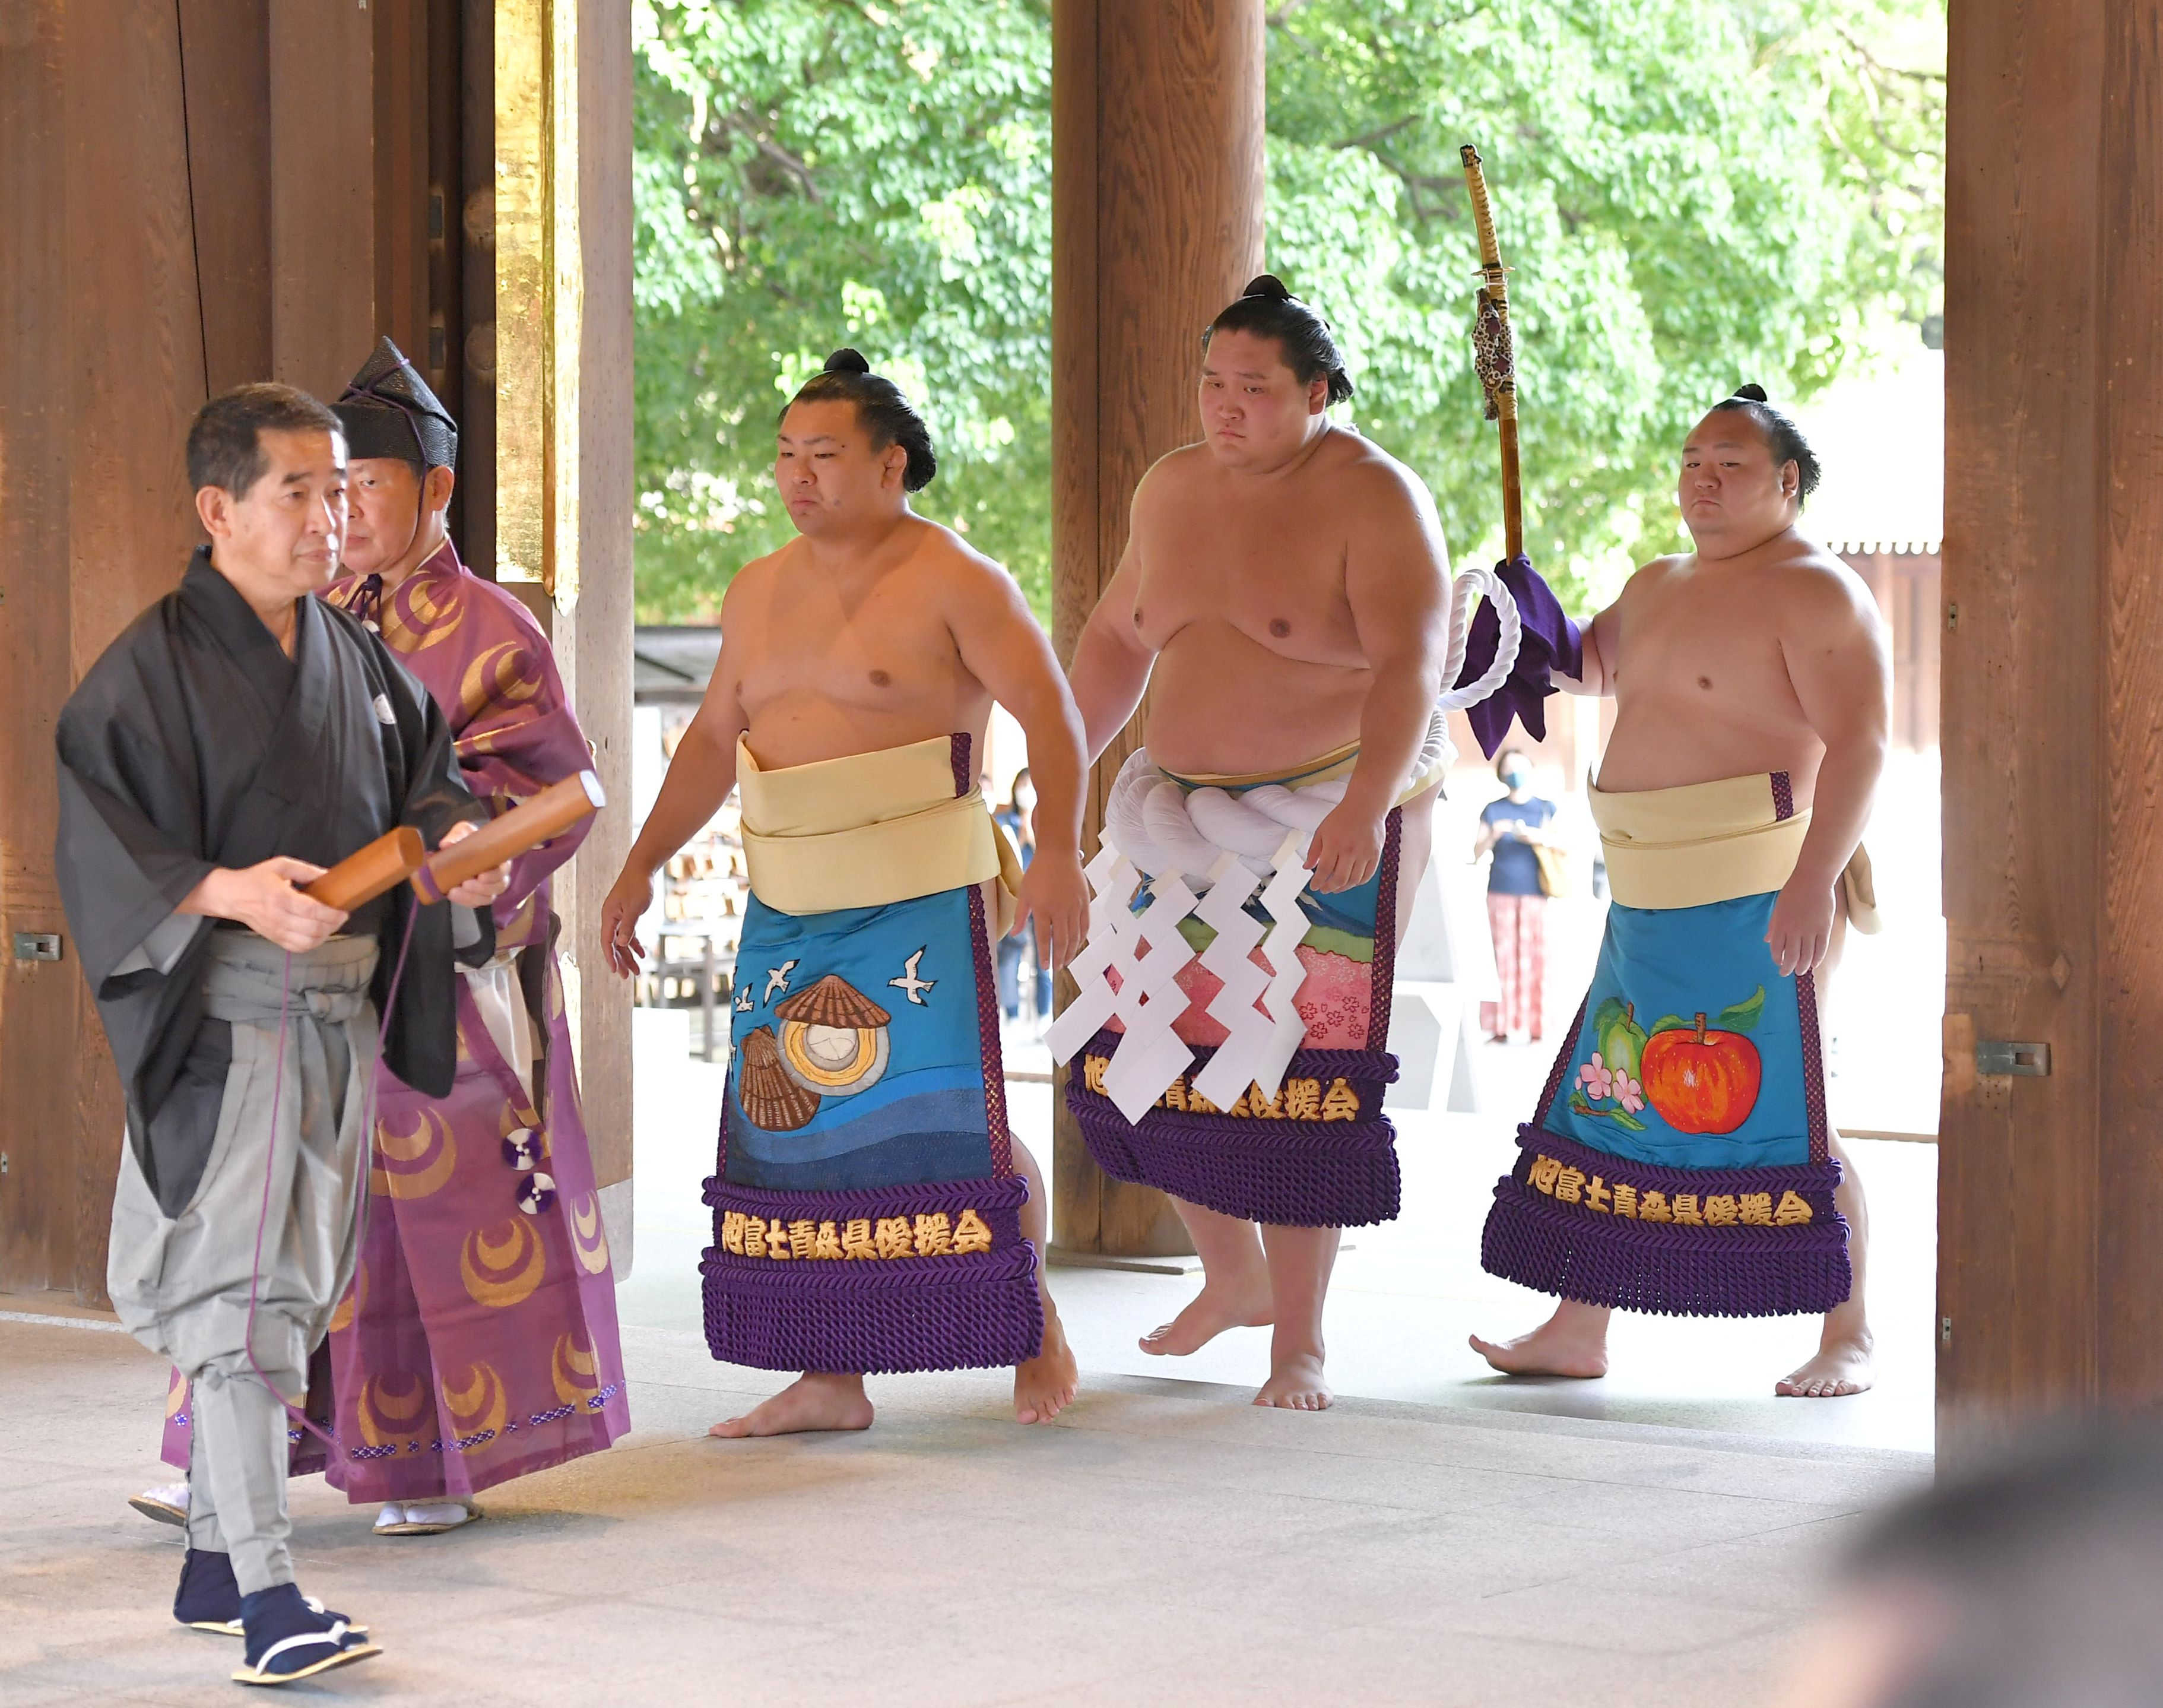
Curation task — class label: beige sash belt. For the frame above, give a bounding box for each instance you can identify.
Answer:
[1590,772,1880,931]
[737,735,1020,934]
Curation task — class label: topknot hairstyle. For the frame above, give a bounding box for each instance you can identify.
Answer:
[1710,384,1822,505]
[1203,274,1355,406]
[781,348,938,491]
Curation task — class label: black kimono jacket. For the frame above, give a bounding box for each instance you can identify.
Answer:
[55,549,491,1215]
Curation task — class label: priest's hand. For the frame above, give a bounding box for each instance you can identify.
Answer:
[436,819,512,909]
[182,859,348,953]
[600,866,653,978]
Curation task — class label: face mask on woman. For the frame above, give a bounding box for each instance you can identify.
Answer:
[1501,767,1528,791]
[1014,785,1036,813]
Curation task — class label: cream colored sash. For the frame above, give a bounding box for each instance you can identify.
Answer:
[1590,773,1879,931]
[737,735,1020,934]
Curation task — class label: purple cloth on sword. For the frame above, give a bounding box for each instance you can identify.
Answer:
[1453,555,1585,758]
[162,541,629,1497]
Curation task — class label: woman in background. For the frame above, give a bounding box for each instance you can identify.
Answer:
[1474,747,1557,1044]
[994,768,1051,1028]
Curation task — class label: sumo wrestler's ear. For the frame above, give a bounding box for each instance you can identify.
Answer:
[883,440,911,488]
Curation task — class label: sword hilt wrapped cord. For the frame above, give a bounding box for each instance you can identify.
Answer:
[1461,142,1524,560]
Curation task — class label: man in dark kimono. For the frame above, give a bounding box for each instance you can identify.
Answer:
[139,341,631,1539]
[58,383,508,1685]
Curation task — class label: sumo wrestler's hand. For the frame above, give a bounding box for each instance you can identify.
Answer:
[1017,848,1090,971]
[1766,873,1837,978]
[437,819,512,910]
[183,859,348,954]
[1305,797,1388,895]
[600,865,654,978]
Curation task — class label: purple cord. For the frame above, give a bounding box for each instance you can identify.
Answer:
[242,908,421,1453]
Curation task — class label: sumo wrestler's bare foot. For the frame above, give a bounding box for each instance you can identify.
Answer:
[1470,1300,1613,1380]
[1139,1279,1273,1357]
[1254,1346,1332,1411]
[708,1373,874,1438]
[1777,1327,1875,1398]
[1015,1301,1079,1425]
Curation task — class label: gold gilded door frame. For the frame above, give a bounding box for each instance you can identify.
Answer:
[491,0,589,1088]
[493,0,579,611]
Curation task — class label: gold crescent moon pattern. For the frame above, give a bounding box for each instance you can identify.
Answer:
[385,576,463,653]
[165,1367,188,1417]
[779,1020,890,1095]
[372,1108,456,1200]
[440,1362,509,1449]
[460,1216,546,1309]
[328,1260,369,1335]
[551,1331,601,1405]
[570,1192,610,1276]
[459,640,544,721]
[358,1372,434,1449]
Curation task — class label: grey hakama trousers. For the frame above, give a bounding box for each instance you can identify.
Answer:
[107,933,379,1595]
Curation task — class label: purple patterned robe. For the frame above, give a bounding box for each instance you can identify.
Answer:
[161,540,629,1500]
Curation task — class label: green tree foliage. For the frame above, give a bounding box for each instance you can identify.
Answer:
[633,0,1054,622]
[1268,0,1945,605]
[633,0,1943,621]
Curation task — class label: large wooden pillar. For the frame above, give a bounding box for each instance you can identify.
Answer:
[1048,2,1265,1255]
[1940,0,2163,1453]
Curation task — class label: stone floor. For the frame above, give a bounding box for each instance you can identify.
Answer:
[0,1313,1923,1707]
[1,1020,1936,1705]
[627,1030,1940,1456]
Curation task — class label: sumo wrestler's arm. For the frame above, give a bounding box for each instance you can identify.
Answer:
[944,553,1090,969]
[1065,490,1157,765]
[1553,559,1674,699]
[1312,462,1452,892]
[598,568,755,977]
[1769,564,1891,977]
[1553,607,1613,695]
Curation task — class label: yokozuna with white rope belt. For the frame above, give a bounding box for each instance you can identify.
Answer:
[1057,275,1549,1412]
[56,385,510,1687]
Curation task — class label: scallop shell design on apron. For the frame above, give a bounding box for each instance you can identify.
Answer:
[775,975,893,1098]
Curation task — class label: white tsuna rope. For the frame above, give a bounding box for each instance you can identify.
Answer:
[1049,568,1524,1111]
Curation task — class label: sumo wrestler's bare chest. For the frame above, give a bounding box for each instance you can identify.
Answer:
[740,579,961,714]
[1612,575,1796,714]
[1133,503,1356,660]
